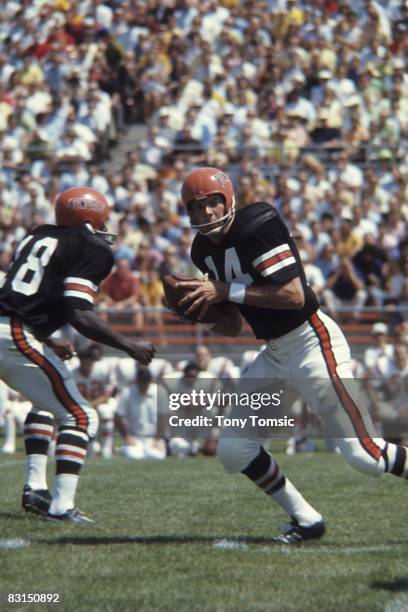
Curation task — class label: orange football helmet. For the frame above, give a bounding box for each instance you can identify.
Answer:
[181,167,235,235]
[54,186,115,243]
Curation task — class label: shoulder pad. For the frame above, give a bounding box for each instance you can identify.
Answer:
[235,202,278,240]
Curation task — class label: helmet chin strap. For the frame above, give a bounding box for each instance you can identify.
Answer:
[190,206,235,236]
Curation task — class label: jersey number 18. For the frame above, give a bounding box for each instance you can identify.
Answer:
[11,236,58,296]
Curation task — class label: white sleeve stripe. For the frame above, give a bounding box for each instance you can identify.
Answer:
[252,244,290,267]
[260,257,296,277]
[63,277,98,291]
[64,290,94,304]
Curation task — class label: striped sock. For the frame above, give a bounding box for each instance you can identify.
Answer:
[55,428,89,476]
[24,411,54,455]
[24,411,54,490]
[382,443,408,478]
[242,446,286,494]
[242,447,322,527]
[49,428,89,515]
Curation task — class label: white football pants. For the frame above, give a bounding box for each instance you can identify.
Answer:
[0,317,98,437]
[218,310,387,477]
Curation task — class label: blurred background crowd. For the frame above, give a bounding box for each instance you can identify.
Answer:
[0,0,407,456]
[0,0,407,321]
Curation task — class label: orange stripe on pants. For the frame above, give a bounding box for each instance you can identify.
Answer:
[11,320,88,431]
[309,312,381,461]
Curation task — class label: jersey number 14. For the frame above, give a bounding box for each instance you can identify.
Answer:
[204,248,252,284]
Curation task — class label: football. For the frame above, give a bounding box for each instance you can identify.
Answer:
[162,274,226,324]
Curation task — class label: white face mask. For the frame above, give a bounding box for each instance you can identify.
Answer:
[85,222,117,245]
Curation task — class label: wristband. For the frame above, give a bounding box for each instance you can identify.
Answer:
[228,282,246,304]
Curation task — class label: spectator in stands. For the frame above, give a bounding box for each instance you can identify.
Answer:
[368,342,408,443]
[178,345,238,381]
[166,362,215,458]
[72,345,117,460]
[352,238,389,306]
[1,386,31,455]
[132,239,161,274]
[98,258,144,329]
[158,245,182,279]
[364,321,394,368]
[387,256,408,308]
[322,255,367,319]
[115,366,167,460]
[140,267,166,345]
[176,234,198,278]
[316,243,340,280]
[310,108,342,146]
[336,210,364,257]
[299,249,326,301]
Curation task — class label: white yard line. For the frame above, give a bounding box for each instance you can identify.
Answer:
[213,539,248,550]
[0,539,30,550]
[212,541,405,555]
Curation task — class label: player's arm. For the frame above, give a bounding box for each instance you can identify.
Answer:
[179,276,304,319]
[183,219,305,318]
[66,309,154,365]
[64,241,155,365]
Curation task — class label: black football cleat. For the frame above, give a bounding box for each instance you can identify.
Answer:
[273,517,326,545]
[22,485,51,516]
[46,508,95,525]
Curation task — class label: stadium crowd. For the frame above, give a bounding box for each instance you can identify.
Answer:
[0,0,407,320]
[0,1,407,456]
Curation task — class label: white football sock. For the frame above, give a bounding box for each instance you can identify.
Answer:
[272,478,322,527]
[25,454,48,490]
[49,474,79,515]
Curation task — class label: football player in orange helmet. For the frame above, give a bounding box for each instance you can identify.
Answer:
[54,186,116,244]
[181,167,236,237]
[0,185,155,524]
[173,166,408,544]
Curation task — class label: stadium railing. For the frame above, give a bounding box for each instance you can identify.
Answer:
[97,306,407,352]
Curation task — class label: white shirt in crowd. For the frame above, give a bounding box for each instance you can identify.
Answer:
[116,382,168,438]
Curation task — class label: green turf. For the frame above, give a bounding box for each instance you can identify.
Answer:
[1,449,407,612]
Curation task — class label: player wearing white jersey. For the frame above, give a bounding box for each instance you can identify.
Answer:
[115,366,168,460]
[2,389,32,454]
[164,362,218,457]
[177,345,239,379]
[72,346,117,459]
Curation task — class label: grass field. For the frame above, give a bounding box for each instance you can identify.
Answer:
[1,448,408,612]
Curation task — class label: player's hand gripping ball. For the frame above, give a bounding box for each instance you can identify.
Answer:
[162,274,225,323]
